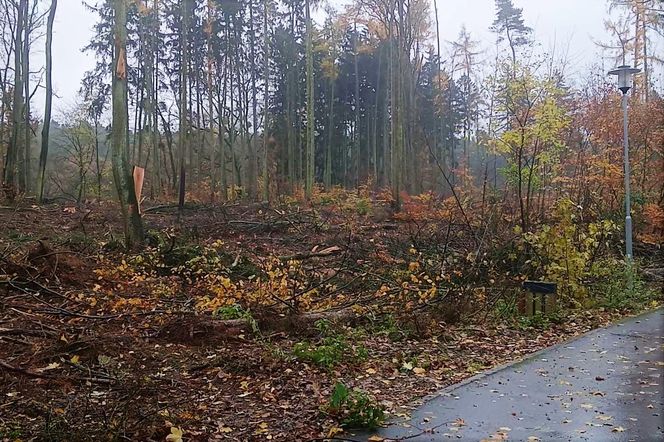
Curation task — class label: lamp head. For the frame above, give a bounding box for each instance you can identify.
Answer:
[608,65,641,94]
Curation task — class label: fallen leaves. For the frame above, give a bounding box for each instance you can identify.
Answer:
[0,203,658,441]
[165,427,184,442]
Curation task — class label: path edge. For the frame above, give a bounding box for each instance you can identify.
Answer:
[381,307,663,426]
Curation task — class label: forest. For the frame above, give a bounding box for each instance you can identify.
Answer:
[0,0,663,440]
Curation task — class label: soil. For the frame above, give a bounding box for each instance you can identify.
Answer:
[0,200,659,441]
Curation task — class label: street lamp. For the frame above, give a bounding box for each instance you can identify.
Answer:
[608,65,640,261]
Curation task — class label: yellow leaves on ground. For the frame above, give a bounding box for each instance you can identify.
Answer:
[327,426,344,438]
[254,421,270,436]
[165,427,183,442]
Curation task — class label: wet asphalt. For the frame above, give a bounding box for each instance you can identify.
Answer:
[355,309,663,441]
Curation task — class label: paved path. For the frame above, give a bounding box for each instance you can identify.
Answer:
[356,309,663,441]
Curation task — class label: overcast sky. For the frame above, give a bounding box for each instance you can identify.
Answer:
[46,0,648,115]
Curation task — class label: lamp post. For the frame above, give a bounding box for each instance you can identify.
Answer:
[608,65,640,261]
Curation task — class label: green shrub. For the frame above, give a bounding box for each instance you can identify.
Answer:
[355,198,372,216]
[293,322,368,368]
[326,382,385,429]
[594,261,659,310]
[494,294,519,320]
[294,338,346,368]
[524,198,618,306]
[213,304,248,320]
[518,312,550,330]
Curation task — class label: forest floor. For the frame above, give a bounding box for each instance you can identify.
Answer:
[0,196,661,441]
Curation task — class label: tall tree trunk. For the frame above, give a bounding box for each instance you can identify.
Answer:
[432,0,443,192]
[304,0,314,200]
[94,119,101,197]
[151,0,161,196]
[21,0,31,193]
[4,0,26,200]
[372,48,380,186]
[247,0,258,200]
[178,0,189,217]
[217,58,227,201]
[206,0,215,201]
[37,0,57,203]
[262,0,269,202]
[353,24,360,188]
[286,9,295,190]
[325,76,334,189]
[112,0,144,247]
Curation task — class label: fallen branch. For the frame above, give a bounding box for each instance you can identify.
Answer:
[0,359,116,385]
[0,359,58,379]
[211,308,359,331]
[0,327,56,337]
[279,246,343,261]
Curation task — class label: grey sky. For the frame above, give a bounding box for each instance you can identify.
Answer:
[48,0,641,114]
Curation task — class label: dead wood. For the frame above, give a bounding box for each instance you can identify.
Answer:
[210,308,359,334]
[278,246,342,261]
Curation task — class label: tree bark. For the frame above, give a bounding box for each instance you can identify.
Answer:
[3,0,26,200]
[262,0,270,202]
[37,0,57,203]
[304,0,314,200]
[112,0,144,248]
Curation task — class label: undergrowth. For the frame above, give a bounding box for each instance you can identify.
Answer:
[325,382,385,429]
[293,320,368,368]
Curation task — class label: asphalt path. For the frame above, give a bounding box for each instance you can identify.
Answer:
[355,309,663,441]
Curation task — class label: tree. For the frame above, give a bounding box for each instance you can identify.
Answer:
[493,61,570,231]
[37,0,57,203]
[178,0,190,216]
[3,0,26,200]
[112,0,144,247]
[490,0,532,65]
[262,0,270,201]
[56,105,96,203]
[304,0,314,200]
[606,0,661,101]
